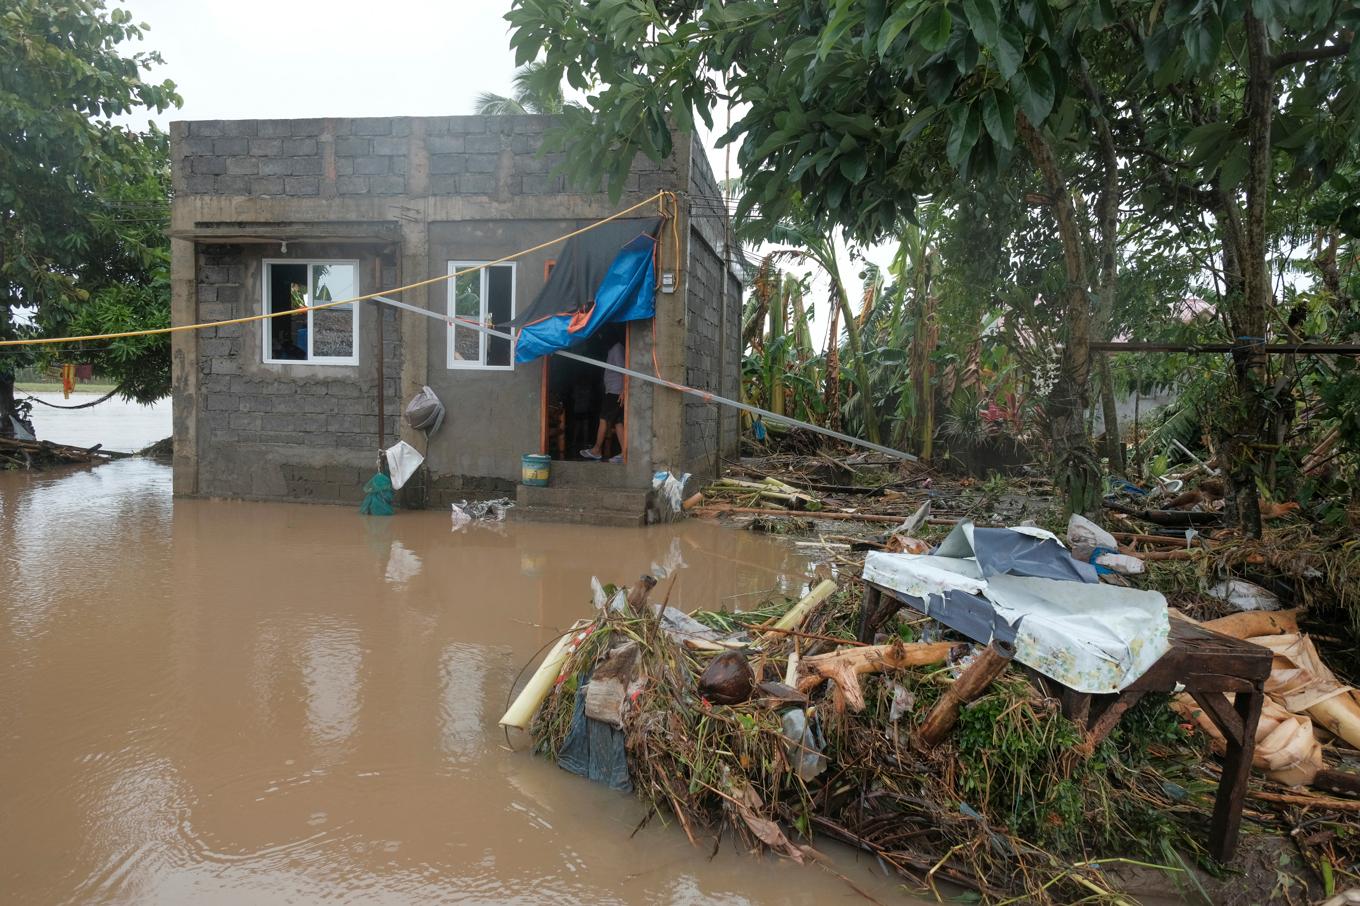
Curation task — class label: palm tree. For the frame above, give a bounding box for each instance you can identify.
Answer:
[475,61,566,115]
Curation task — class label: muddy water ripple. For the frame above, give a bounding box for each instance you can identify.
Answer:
[0,460,917,904]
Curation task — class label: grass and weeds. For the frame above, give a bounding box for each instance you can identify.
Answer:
[526,583,1278,903]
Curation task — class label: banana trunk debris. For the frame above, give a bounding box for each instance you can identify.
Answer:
[797,640,962,712]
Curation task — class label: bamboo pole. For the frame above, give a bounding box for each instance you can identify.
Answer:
[771,579,837,632]
[694,504,959,525]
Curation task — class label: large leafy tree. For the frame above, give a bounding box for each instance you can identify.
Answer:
[507,0,1118,510]
[508,0,1360,525]
[0,0,179,436]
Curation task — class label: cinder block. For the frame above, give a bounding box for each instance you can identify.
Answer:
[249,176,284,195]
[248,138,283,156]
[353,156,389,176]
[337,175,369,195]
[259,158,292,176]
[465,133,503,154]
[282,138,316,156]
[369,136,406,156]
[425,134,464,154]
[451,116,488,133]
[428,154,464,175]
[284,176,320,195]
[289,157,322,175]
[226,157,259,175]
[216,175,248,194]
[191,156,227,175]
[214,137,248,155]
[257,120,293,137]
[328,381,360,398]
[335,136,370,157]
[520,174,564,194]
[368,175,405,195]
[222,121,258,137]
[183,136,215,155]
[185,174,217,193]
[465,154,498,173]
[190,121,225,137]
[459,173,495,194]
[351,118,392,135]
[428,175,459,195]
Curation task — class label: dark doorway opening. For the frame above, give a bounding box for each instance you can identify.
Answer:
[542,327,628,463]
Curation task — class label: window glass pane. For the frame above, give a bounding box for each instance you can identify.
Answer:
[452,269,481,363]
[268,263,309,360]
[486,266,513,367]
[311,264,356,358]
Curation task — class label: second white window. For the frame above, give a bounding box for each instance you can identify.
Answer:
[447,261,515,369]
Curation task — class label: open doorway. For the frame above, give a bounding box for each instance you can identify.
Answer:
[542,325,628,463]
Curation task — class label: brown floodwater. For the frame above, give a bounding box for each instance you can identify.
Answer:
[0,459,921,905]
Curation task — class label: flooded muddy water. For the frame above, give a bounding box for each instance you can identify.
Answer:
[20,391,171,453]
[0,459,920,904]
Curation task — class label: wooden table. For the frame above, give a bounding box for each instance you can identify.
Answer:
[858,581,1273,862]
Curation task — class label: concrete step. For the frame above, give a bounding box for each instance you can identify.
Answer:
[513,505,645,528]
[515,484,649,514]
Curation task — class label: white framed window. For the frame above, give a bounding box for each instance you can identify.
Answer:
[262,259,360,365]
[447,261,515,370]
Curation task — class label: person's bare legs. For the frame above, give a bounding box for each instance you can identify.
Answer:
[584,419,608,458]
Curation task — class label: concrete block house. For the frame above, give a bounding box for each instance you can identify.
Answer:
[168,115,741,520]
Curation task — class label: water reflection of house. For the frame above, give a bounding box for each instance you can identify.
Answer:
[168,116,741,518]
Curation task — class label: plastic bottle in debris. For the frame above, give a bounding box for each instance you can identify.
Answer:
[780,708,827,781]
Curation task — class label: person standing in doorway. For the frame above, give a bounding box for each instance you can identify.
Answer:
[581,329,625,463]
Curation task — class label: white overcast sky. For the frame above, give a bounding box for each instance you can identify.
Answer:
[119,0,883,347]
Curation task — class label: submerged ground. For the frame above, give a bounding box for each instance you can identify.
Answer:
[0,456,923,904]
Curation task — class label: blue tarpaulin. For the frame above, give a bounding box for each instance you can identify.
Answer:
[513,230,658,363]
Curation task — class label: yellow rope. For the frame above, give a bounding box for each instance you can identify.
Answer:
[0,191,668,348]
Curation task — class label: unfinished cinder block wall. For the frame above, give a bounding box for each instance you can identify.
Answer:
[170,115,733,505]
[682,137,744,479]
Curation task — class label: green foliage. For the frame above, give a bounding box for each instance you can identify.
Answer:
[507,0,1360,511]
[0,0,180,414]
[954,681,1201,858]
[474,60,569,115]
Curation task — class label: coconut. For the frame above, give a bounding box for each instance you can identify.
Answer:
[699,651,754,705]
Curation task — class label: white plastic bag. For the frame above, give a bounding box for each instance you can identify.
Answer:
[648,470,691,523]
[383,440,424,491]
[1207,579,1280,611]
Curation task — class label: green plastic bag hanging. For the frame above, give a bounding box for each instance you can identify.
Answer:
[360,472,395,516]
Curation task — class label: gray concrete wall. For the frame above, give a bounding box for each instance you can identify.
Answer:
[191,242,400,503]
[170,114,705,505]
[681,136,743,479]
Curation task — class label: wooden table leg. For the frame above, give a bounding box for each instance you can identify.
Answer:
[857,585,883,643]
[1058,687,1092,726]
[1209,689,1263,862]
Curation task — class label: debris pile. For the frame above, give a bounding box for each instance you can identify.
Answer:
[0,435,122,469]
[506,584,1202,899]
[504,504,1360,902]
